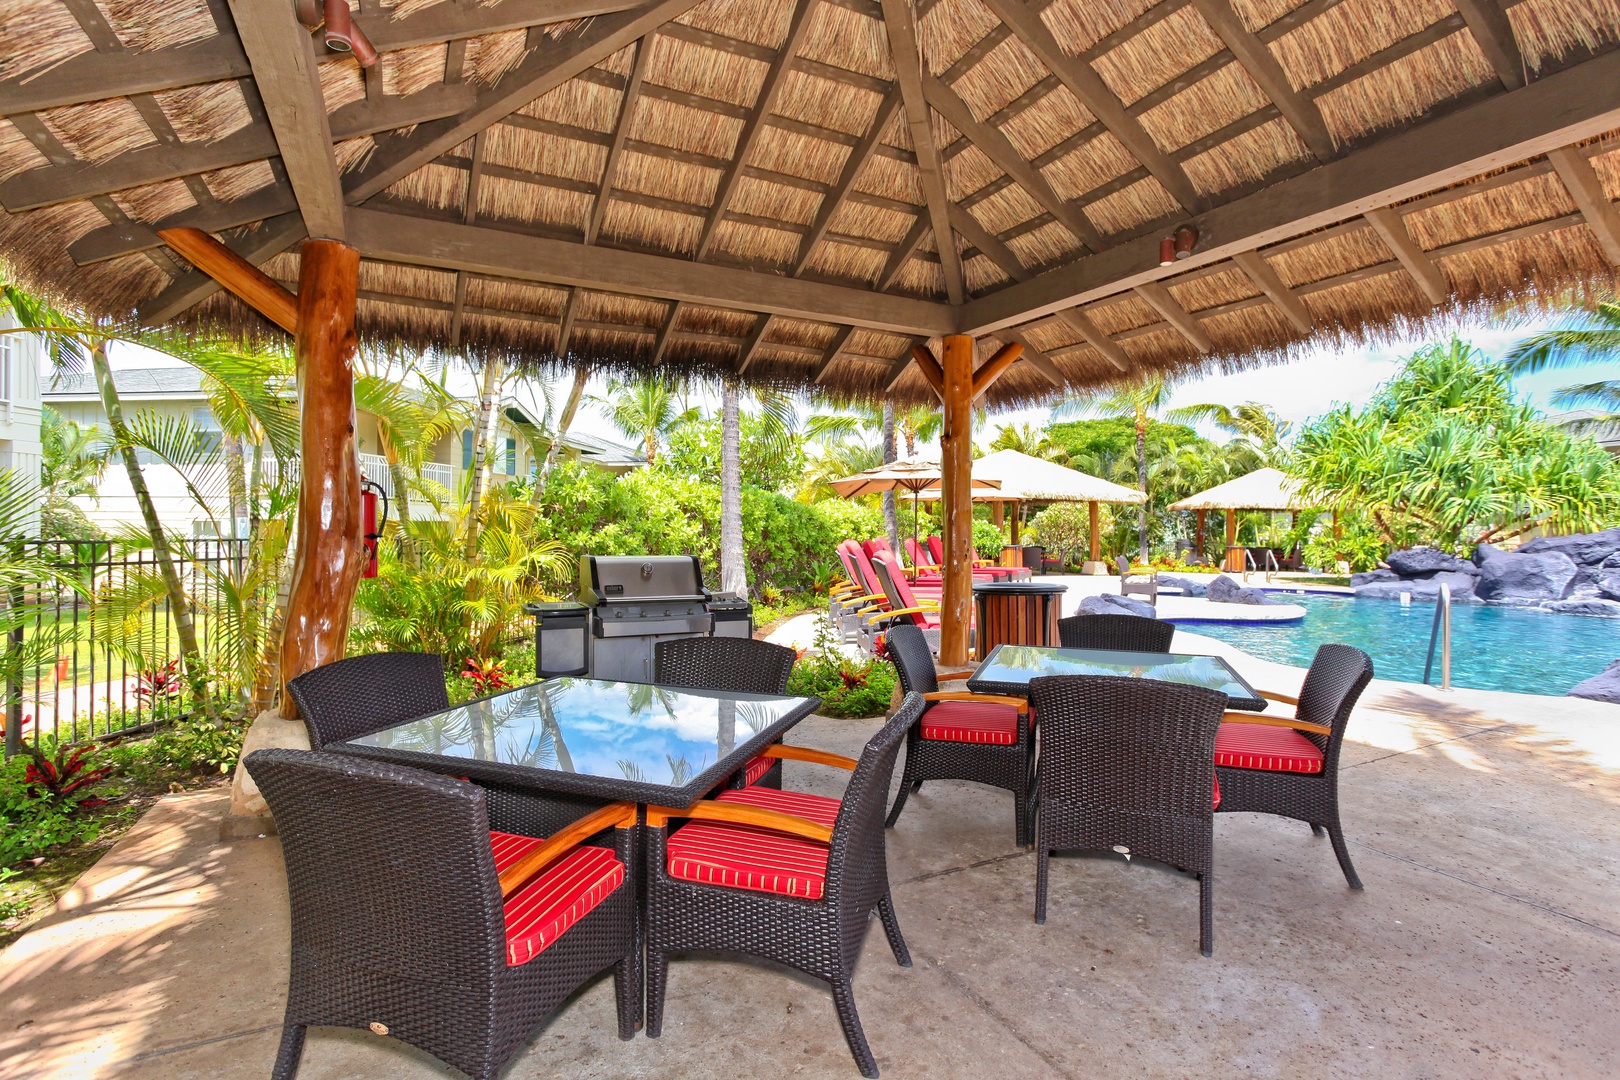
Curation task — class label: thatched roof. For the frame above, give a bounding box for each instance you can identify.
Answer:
[1169,466,1305,510]
[2,0,1619,406]
[915,447,1146,502]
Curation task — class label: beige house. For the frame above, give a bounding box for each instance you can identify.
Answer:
[45,368,640,537]
[0,310,44,535]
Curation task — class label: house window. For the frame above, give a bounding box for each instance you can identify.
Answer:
[505,437,517,476]
[461,430,473,470]
[0,332,13,405]
[192,407,222,453]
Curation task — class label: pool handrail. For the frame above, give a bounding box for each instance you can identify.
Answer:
[1422,582,1453,691]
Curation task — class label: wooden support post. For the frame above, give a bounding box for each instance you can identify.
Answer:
[1196,508,1207,557]
[1089,500,1100,563]
[991,500,1004,530]
[939,333,975,667]
[1009,502,1020,545]
[279,239,364,718]
[1225,508,1239,572]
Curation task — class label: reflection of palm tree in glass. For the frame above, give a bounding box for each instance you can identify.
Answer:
[718,698,736,756]
[529,681,575,772]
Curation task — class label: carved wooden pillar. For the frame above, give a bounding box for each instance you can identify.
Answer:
[1225,508,1239,572]
[1196,508,1207,556]
[939,334,975,667]
[1089,500,1100,562]
[278,239,363,718]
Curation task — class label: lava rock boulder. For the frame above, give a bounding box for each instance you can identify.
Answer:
[1351,568,1399,587]
[1474,550,1579,603]
[1157,573,1208,597]
[1385,546,1477,577]
[1206,574,1274,606]
[1353,570,1479,603]
[1567,659,1620,704]
[1540,598,1620,617]
[1078,593,1157,618]
[1518,527,1620,568]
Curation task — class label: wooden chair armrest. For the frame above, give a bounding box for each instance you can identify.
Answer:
[1258,689,1299,706]
[761,744,858,771]
[923,690,1029,710]
[867,605,936,624]
[498,801,638,899]
[935,669,977,682]
[1221,712,1332,736]
[644,800,832,843]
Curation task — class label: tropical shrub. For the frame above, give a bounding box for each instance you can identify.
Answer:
[972,519,1005,560]
[787,650,897,719]
[1029,503,1102,563]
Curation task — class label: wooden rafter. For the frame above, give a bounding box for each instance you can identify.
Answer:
[1000,329,1065,387]
[959,50,1620,333]
[878,217,931,293]
[879,0,965,304]
[1547,146,1620,266]
[923,74,1103,252]
[1056,309,1131,372]
[982,0,1204,214]
[1363,207,1448,305]
[586,36,653,246]
[736,314,775,373]
[948,204,1030,283]
[1230,249,1313,333]
[449,132,488,347]
[651,302,684,363]
[554,288,581,359]
[811,325,857,383]
[1132,283,1213,353]
[794,89,903,275]
[1189,0,1335,162]
[695,0,819,260]
[1454,0,1526,91]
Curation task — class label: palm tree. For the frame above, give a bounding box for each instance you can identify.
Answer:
[464,357,511,558]
[988,421,1072,464]
[1505,298,1620,428]
[594,373,694,465]
[1054,374,1174,559]
[1166,401,1292,467]
[719,375,745,596]
[40,406,107,505]
[537,365,591,493]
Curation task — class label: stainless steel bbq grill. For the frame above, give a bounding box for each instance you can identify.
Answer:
[573,554,752,683]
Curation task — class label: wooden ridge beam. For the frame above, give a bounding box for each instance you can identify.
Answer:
[811,325,857,383]
[970,341,1024,400]
[958,50,1620,334]
[1547,146,1620,266]
[983,0,1204,214]
[880,0,965,304]
[1454,0,1526,91]
[696,0,819,260]
[795,89,903,275]
[1230,249,1313,333]
[1190,0,1335,161]
[587,36,653,246]
[1132,283,1213,353]
[345,206,955,335]
[923,73,1104,253]
[1363,207,1448,304]
[342,0,704,205]
[139,215,307,326]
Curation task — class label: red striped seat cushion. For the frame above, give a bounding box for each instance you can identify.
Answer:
[740,754,774,786]
[1214,723,1325,774]
[665,787,842,899]
[490,831,625,967]
[921,699,1019,745]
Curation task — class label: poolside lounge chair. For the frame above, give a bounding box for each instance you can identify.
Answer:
[926,535,1029,580]
[643,694,925,1079]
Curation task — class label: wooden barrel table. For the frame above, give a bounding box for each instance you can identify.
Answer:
[972,581,1068,661]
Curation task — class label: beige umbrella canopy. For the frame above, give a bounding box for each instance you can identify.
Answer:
[1170,468,1310,570]
[829,456,1001,500]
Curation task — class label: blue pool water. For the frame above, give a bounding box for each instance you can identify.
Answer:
[1177,593,1617,696]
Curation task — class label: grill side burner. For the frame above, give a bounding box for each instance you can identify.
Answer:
[578,555,738,683]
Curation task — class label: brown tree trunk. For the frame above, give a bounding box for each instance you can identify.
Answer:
[277,240,363,719]
[939,335,974,667]
[538,365,590,496]
[464,357,505,558]
[881,401,900,559]
[718,375,747,598]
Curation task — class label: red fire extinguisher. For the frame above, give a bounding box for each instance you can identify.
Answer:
[361,477,389,579]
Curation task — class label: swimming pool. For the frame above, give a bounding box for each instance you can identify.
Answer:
[1176,593,1618,695]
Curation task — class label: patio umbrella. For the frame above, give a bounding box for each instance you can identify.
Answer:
[829,456,1000,563]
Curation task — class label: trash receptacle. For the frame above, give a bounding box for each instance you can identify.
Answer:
[523,601,590,678]
[972,581,1067,661]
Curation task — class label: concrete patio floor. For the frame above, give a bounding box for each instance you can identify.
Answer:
[3,646,1618,1079]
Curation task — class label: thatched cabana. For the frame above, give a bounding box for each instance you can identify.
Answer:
[2,0,1618,670]
[1170,465,1307,569]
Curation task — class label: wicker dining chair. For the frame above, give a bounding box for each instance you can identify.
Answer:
[654,636,797,790]
[882,623,1034,846]
[1056,613,1176,653]
[641,693,926,1079]
[284,651,449,748]
[246,749,639,1080]
[1214,643,1374,888]
[1027,674,1226,956]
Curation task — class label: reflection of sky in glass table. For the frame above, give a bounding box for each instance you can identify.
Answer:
[977,646,1253,699]
[345,678,810,786]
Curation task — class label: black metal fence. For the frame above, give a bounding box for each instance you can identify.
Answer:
[4,539,254,756]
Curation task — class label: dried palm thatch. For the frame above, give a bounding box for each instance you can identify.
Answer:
[0,0,1615,409]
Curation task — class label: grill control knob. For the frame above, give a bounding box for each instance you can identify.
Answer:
[614,609,623,618]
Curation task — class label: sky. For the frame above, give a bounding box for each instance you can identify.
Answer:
[99,308,1618,451]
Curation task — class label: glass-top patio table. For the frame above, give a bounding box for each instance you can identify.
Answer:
[331,677,821,808]
[966,645,1266,711]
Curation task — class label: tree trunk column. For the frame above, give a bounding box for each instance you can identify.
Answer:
[1197,508,1207,557]
[1225,508,1239,572]
[1089,501,1100,563]
[939,334,974,667]
[278,239,363,717]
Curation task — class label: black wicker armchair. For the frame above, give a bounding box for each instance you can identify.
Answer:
[284,651,449,748]
[1027,674,1226,956]
[882,623,1035,846]
[654,636,797,789]
[641,693,926,1078]
[1213,643,1374,888]
[245,749,639,1080]
[1056,613,1176,652]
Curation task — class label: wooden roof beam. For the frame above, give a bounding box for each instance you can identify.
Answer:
[1547,146,1620,266]
[877,214,930,293]
[1230,249,1313,333]
[695,0,819,260]
[587,36,653,246]
[651,302,684,363]
[923,74,1104,253]
[1057,309,1130,372]
[1363,207,1448,305]
[794,89,903,275]
[958,49,1620,333]
[811,325,857,383]
[224,0,341,239]
[554,288,581,358]
[1454,0,1526,91]
[1190,0,1335,162]
[1134,283,1213,353]
[880,0,965,304]
[736,314,775,373]
[983,0,1205,214]
[1000,329,1066,387]
[139,215,307,326]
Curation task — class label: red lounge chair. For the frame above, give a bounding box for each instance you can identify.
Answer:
[926,535,1027,580]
